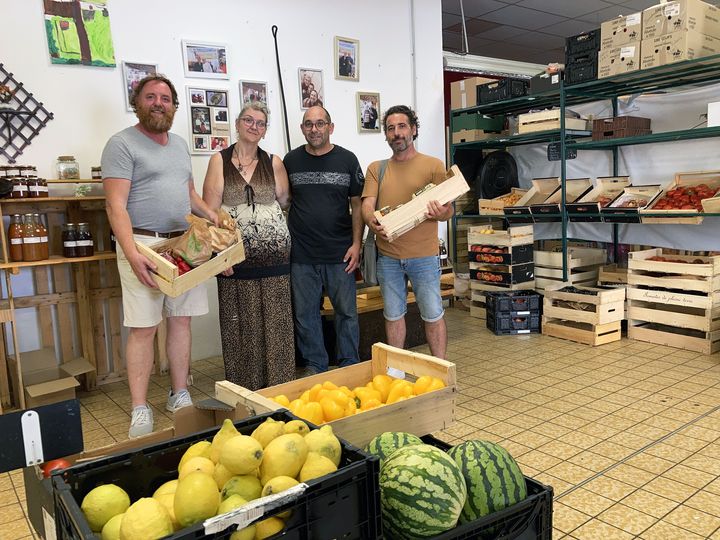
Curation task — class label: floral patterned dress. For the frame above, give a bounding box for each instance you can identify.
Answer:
[216,145,294,390]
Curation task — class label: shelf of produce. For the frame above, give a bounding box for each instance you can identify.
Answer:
[568,126,720,150]
[0,252,116,270]
[451,129,591,149]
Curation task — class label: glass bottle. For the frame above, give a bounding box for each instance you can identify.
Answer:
[8,214,23,262]
[62,223,78,258]
[34,214,49,260]
[76,223,94,257]
[439,238,448,265]
[21,213,43,262]
[56,155,80,180]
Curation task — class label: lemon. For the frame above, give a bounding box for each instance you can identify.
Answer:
[178,440,212,471]
[154,493,180,531]
[210,418,240,463]
[229,525,256,540]
[174,471,220,528]
[260,434,308,485]
[213,463,235,490]
[254,517,285,539]
[251,418,286,448]
[283,419,310,436]
[217,493,248,515]
[152,479,178,499]
[179,456,215,479]
[119,498,173,540]
[298,452,337,482]
[222,474,263,501]
[261,476,299,520]
[81,484,131,532]
[100,513,123,540]
[304,425,341,466]
[220,435,264,475]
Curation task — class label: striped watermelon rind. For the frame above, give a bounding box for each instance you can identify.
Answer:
[447,440,527,523]
[364,431,423,467]
[379,444,467,538]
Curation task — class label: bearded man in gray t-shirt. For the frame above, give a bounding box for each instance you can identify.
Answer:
[101,75,218,438]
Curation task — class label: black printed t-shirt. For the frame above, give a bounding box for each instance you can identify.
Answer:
[284,144,365,264]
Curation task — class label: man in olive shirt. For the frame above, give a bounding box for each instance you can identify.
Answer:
[361,105,453,358]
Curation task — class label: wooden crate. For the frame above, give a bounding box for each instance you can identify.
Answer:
[601,185,663,223]
[478,188,528,216]
[468,225,533,247]
[567,176,631,222]
[470,280,535,292]
[628,323,720,355]
[641,171,720,224]
[503,178,560,224]
[531,178,592,222]
[598,264,629,285]
[518,109,589,134]
[628,248,720,294]
[213,343,456,448]
[543,318,622,346]
[135,230,245,298]
[543,283,625,325]
[534,247,607,290]
[375,165,471,243]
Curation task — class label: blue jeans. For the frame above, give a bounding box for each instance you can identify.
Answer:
[377,254,444,323]
[291,263,360,372]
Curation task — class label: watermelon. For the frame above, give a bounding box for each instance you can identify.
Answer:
[379,444,467,538]
[364,431,423,468]
[447,440,527,523]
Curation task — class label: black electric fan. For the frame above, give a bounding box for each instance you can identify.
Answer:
[475,150,519,199]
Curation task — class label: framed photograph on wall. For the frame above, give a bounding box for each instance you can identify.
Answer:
[357,92,380,132]
[239,80,268,106]
[187,86,231,155]
[335,36,359,81]
[298,68,324,109]
[122,61,158,111]
[182,40,228,79]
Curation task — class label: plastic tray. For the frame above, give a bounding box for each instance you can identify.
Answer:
[486,290,542,314]
[487,311,541,335]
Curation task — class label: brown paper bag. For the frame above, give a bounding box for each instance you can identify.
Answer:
[172,215,213,266]
[209,208,237,252]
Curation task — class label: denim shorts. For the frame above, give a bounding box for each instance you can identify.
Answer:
[377,254,444,323]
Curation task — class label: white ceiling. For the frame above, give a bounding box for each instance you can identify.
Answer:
[442,0,720,65]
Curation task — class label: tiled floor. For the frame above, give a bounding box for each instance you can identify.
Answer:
[4,307,720,539]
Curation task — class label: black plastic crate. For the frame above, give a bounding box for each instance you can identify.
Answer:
[565,29,600,55]
[421,436,553,540]
[565,52,598,85]
[470,262,534,287]
[478,78,529,104]
[52,410,380,540]
[487,311,541,335]
[468,244,533,265]
[486,290,542,314]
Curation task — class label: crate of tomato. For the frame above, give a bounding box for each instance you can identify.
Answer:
[641,171,720,224]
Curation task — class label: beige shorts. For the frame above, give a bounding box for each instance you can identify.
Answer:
[116,235,209,328]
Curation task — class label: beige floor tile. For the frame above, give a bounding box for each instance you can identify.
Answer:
[605,464,656,488]
[567,451,616,473]
[545,462,596,485]
[639,520,706,540]
[589,441,635,461]
[570,518,634,540]
[2,518,33,540]
[685,490,720,518]
[583,476,636,502]
[531,473,573,496]
[661,433,709,452]
[623,453,675,475]
[561,431,603,451]
[515,449,563,472]
[664,504,720,537]
[509,430,553,449]
[682,454,720,475]
[663,464,716,489]
[644,442,694,463]
[440,421,477,438]
[643,476,698,503]
[538,440,583,460]
[558,488,616,517]
[553,502,592,534]
[0,488,18,508]
[622,489,680,518]
[598,502,657,536]
[606,431,653,450]
[0,503,25,525]
[531,422,573,439]
[681,424,720,443]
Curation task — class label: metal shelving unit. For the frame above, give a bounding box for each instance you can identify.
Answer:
[448,53,720,279]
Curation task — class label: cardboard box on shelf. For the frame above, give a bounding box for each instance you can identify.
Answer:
[642,0,720,40]
[598,44,641,78]
[601,12,642,49]
[641,30,720,68]
[450,76,494,110]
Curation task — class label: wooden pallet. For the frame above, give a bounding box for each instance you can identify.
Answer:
[542,318,622,346]
[543,284,625,325]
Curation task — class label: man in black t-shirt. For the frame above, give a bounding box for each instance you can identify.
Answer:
[284,106,364,374]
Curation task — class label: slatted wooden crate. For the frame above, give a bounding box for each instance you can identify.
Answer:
[543,283,625,325]
[534,247,607,291]
[542,318,622,346]
[627,248,720,354]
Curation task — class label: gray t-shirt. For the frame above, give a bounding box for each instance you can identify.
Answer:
[101,126,192,232]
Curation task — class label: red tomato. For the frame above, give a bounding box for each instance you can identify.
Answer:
[42,458,71,478]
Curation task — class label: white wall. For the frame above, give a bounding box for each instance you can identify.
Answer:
[0,0,445,359]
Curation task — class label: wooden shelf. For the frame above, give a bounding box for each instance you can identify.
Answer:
[0,196,104,203]
[0,252,116,270]
[47,179,102,183]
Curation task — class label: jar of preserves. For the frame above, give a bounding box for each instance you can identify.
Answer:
[38,179,49,197]
[28,178,42,198]
[56,156,80,180]
[76,223,94,257]
[8,214,23,262]
[34,213,49,260]
[10,178,27,199]
[22,213,43,262]
[91,166,102,180]
[62,223,78,258]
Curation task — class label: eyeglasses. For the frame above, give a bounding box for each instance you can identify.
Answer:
[302,120,329,130]
[240,116,267,129]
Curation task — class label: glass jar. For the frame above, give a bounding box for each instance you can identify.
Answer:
[76,222,94,257]
[91,166,102,180]
[28,177,42,198]
[62,223,78,258]
[10,178,27,199]
[8,214,23,262]
[56,155,80,180]
[22,213,43,262]
[38,178,49,197]
[34,213,49,260]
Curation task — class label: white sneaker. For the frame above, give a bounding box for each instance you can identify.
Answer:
[128,405,154,438]
[166,389,193,413]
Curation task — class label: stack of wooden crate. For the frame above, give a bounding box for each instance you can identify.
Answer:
[627,248,720,354]
[453,218,504,274]
[534,247,607,291]
[467,225,534,320]
[542,283,625,346]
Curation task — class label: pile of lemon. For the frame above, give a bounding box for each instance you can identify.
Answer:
[270,374,445,425]
[80,417,341,540]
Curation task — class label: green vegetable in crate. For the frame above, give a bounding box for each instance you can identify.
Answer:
[365,431,423,468]
[379,444,467,538]
[80,483,131,532]
[447,440,527,523]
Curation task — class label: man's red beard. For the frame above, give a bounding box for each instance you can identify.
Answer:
[137,105,175,133]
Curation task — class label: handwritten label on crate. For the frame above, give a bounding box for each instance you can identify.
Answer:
[547,142,577,161]
[635,289,697,306]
